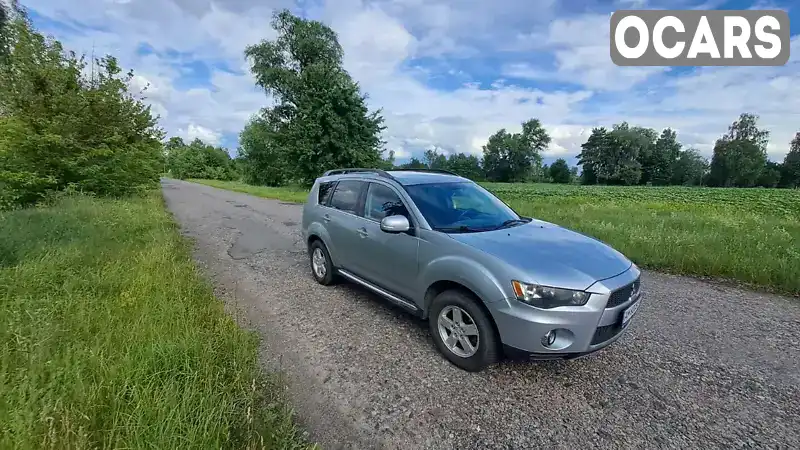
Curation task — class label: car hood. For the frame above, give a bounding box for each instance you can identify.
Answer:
[448,220,632,291]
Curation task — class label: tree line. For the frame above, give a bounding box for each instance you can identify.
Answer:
[163,137,238,181]
[167,107,800,189]
[577,114,800,188]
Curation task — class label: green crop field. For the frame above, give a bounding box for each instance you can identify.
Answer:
[191,179,800,296]
[0,193,313,449]
[482,183,799,295]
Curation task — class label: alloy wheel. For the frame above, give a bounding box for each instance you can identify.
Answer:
[437,305,480,358]
[311,248,326,279]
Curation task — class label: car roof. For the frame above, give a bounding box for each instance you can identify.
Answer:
[319,169,467,186]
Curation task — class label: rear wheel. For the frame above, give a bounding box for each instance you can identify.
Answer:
[428,289,499,372]
[309,240,336,285]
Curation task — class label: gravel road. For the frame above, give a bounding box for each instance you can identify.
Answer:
[161,178,800,450]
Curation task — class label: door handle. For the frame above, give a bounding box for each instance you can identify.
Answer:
[357,227,368,238]
[322,214,331,222]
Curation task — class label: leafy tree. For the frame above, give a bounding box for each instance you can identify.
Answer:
[399,157,426,169]
[163,136,185,170]
[232,154,248,178]
[548,158,572,183]
[707,113,769,187]
[378,150,396,170]
[569,166,579,183]
[165,138,237,181]
[237,113,288,186]
[423,148,448,169]
[579,162,598,185]
[482,118,551,182]
[0,1,21,68]
[531,164,553,183]
[529,162,548,183]
[243,10,385,186]
[446,152,483,180]
[164,136,185,153]
[0,0,12,65]
[670,148,708,186]
[608,123,652,185]
[757,161,782,188]
[578,128,609,185]
[577,125,643,186]
[645,128,682,185]
[781,132,800,188]
[0,12,164,208]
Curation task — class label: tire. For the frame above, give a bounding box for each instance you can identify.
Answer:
[428,289,499,372]
[308,240,336,285]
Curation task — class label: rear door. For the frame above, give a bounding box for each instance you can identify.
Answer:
[323,179,367,271]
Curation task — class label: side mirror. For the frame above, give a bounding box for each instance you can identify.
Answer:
[380,215,410,233]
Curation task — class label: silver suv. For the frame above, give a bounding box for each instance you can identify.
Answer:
[301,168,643,372]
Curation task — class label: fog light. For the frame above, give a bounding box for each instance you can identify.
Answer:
[542,330,557,347]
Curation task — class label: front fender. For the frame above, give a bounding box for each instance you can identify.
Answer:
[419,255,508,310]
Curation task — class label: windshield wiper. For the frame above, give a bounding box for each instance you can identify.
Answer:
[493,219,529,230]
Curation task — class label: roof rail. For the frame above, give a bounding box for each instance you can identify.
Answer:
[390,168,461,176]
[322,168,393,178]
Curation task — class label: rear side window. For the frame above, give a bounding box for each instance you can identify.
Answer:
[328,180,364,214]
[318,181,335,205]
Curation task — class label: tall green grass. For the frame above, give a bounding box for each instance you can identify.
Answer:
[0,193,314,449]
[192,179,799,296]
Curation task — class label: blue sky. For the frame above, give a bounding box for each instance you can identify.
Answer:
[18,0,800,167]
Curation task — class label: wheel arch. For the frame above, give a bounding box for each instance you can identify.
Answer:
[307,233,323,247]
[423,280,501,337]
[424,280,504,366]
[305,223,337,267]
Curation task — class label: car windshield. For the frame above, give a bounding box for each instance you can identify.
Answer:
[404,182,525,233]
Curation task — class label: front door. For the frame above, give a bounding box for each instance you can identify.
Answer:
[352,182,420,301]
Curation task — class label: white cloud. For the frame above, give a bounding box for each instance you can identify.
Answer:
[20,0,800,164]
[179,124,222,145]
[506,14,668,92]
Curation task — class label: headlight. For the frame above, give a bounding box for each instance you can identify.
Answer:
[511,280,590,309]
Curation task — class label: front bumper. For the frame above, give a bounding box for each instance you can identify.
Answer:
[488,265,643,357]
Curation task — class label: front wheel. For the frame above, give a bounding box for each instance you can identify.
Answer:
[428,290,499,372]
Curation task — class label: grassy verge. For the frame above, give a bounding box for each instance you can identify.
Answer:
[0,192,315,449]
[189,178,800,296]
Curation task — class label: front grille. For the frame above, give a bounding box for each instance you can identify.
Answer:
[605,278,640,308]
[591,323,624,345]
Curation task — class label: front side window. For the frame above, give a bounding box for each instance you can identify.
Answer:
[328,180,364,214]
[365,183,410,222]
[404,182,524,233]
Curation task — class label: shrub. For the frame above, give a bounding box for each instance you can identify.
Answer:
[0,15,164,209]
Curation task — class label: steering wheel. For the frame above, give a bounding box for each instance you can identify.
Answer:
[455,208,472,222]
